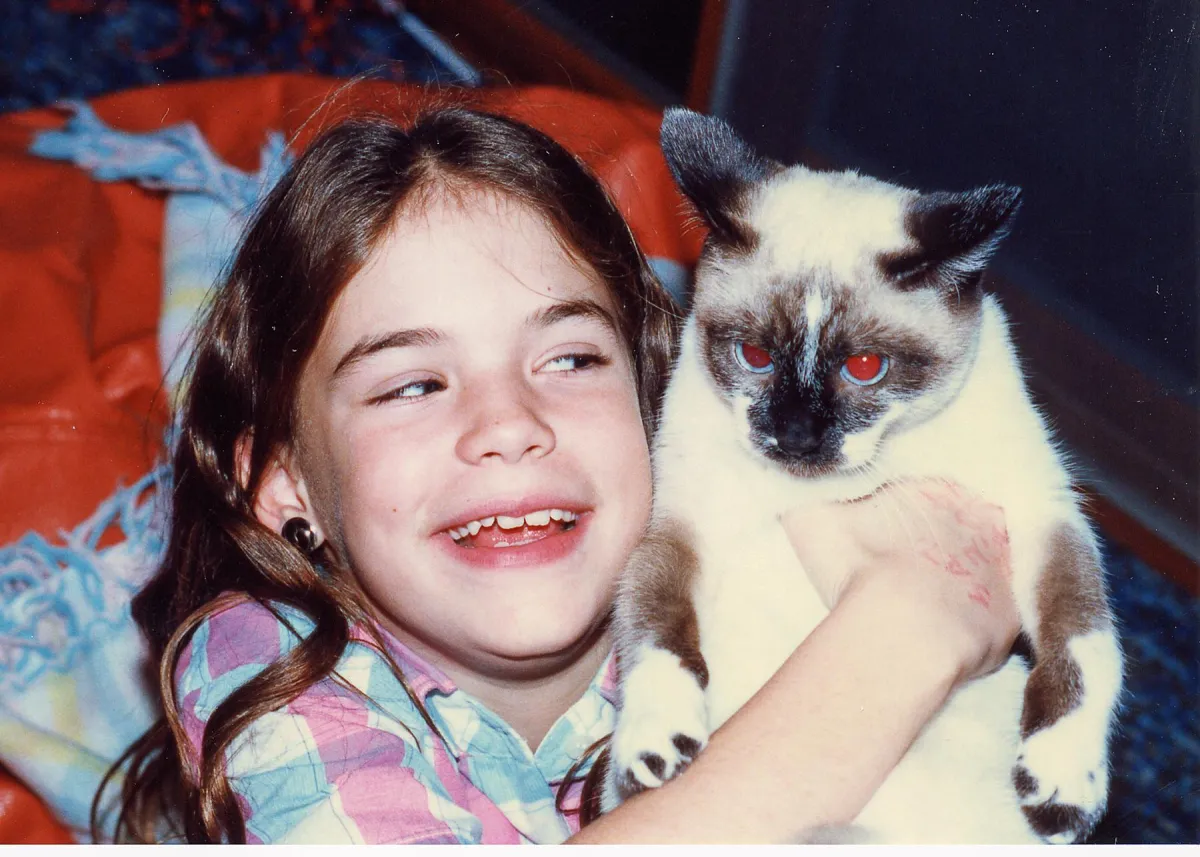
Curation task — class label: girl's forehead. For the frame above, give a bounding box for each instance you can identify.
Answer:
[310,190,622,366]
[389,186,529,239]
[367,191,609,306]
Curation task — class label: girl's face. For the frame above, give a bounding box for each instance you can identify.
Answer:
[285,190,653,684]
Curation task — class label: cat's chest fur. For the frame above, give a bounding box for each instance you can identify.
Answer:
[659,294,1062,694]
[605,108,1121,845]
[650,299,1050,841]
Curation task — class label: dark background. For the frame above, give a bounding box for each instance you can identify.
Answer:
[525,0,1199,565]
[544,0,1198,398]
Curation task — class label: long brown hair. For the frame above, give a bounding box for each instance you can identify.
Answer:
[94,105,679,843]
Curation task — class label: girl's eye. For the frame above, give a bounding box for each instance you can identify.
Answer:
[371,379,444,404]
[542,353,607,373]
[841,353,889,386]
[734,341,774,374]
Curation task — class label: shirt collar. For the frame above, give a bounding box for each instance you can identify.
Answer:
[354,620,617,760]
[356,619,619,708]
[350,621,459,697]
[597,650,619,707]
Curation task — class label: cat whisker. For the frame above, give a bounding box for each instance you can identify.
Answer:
[882,476,951,565]
[844,460,922,551]
[874,473,911,547]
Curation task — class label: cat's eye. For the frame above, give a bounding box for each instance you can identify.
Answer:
[734,341,774,374]
[841,353,889,386]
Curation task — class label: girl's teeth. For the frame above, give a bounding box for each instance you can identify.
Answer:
[452,509,577,539]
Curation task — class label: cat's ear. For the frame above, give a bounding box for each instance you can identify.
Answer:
[660,107,780,250]
[884,184,1023,291]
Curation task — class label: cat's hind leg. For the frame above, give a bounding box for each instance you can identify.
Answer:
[602,516,711,812]
[1013,520,1123,843]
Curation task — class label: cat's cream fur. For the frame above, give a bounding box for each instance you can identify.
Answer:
[600,109,1122,844]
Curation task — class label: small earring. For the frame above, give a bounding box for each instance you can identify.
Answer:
[283,517,320,553]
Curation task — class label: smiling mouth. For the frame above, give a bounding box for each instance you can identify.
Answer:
[446,508,579,549]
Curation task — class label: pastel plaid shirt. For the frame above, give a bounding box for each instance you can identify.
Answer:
[175,598,616,844]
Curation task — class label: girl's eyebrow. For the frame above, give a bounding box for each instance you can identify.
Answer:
[529,298,619,334]
[330,298,618,384]
[332,327,443,382]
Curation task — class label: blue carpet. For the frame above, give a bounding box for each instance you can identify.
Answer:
[0,0,468,114]
[1088,539,1200,844]
[0,1,1196,844]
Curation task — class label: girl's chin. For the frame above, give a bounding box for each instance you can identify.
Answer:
[473,619,612,676]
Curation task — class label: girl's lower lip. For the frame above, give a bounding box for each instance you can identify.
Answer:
[437,515,590,570]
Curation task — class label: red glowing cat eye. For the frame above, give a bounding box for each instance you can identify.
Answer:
[841,353,889,386]
[734,341,774,373]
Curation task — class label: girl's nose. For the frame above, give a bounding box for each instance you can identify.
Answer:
[455,379,556,465]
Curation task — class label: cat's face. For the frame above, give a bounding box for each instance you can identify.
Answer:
[662,108,1021,479]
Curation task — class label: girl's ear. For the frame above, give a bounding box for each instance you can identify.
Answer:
[236,432,323,543]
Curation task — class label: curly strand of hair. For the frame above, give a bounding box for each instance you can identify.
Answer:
[553,733,611,826]
[193,594,349,842]
[90,720,178,843]
[90,588,246,842]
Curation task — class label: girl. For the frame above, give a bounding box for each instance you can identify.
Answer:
[102,104,1019,844]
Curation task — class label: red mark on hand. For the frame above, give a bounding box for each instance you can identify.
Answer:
[968,584,992,608]
[963,541,986,568]
[945,556,971,578]
[920,548,942,569]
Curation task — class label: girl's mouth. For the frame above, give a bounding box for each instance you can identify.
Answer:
[446,508,579,549]
[439,508,587,569]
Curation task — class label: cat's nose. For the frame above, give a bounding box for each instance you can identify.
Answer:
[775,415,825,458]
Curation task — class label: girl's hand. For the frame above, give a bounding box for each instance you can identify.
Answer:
[578,480,1021,844]
[781,479,1020,684]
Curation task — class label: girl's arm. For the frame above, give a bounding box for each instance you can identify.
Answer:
[571,480,1019,844]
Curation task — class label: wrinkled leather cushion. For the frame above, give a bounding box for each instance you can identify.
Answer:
[0,74,699,842]
[0,74,700,547]
[0,768,74,844]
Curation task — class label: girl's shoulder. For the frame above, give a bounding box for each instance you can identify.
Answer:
[169,599,478,844]
[173,597,317,718]
[172,597,430,733]
[177,597,311,679]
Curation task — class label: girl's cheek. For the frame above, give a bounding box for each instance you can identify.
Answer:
[548,363,641,414]
[333,422,421,507]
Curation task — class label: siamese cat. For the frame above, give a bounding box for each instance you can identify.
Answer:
[599,108,1122,844]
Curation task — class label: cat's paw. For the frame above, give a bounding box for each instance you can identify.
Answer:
[1013,721,1109,844]
[1013,630,1121,843]
[606,647,709,806]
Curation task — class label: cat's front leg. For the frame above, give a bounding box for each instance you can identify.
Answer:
[602,516,711,813]
[1013,521,1123,843]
